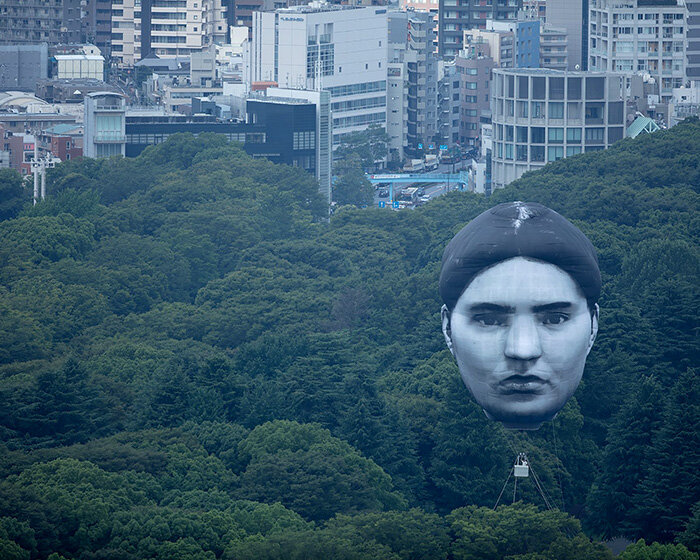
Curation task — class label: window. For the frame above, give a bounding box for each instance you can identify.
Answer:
[531,101,544,118]
[530,145,545,161]
[531,127,545,143]
[567,77,581,100]
[549,77,564,99]
[566,127,581,142]
[548,127,564,143]
[516,144,528,161]
[517,100,528,118]
[548,102,564,119]
[585,127,605,143]
[516,126,528,142]
[585,103,604,123]
[566,146,582,156]
[547,146,563,161]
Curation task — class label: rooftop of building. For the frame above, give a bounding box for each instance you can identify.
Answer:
[43,123,83,135]
[492,68,613,76]
[277,3,378,13]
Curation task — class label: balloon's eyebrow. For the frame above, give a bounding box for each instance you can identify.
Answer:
[532,302,573,313]
[468,303,514,313]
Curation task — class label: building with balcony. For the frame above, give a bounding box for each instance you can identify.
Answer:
[540,24,569,70]
[250,5,388,147]
[400,0,439,49]
[83,91,126,158]
[455,43,495,147]
[437,60,461,148]
[588,0,687,103]
[490,68,628,189]
[111,0,228,66]
[438,0,521,58]
[0,0,82,46]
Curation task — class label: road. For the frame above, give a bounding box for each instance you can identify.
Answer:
[372,160,472,208]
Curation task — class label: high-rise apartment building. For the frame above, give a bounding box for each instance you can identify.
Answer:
[0,0,112,57]
[539,24,568,70]
[437,60,461,147]
[0,0,83,46]
[456,44,495,147]
[546,0,588,69]
[438,0,521,58]
[405,11,439,156]
[112,0,228,66]
[490,68,627,189]
[250,5,388,147]
[689,1,700,82]
[588,0,687,103]
[400,0,439,49]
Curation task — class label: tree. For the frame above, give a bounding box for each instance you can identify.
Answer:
[335,125,390,171]
[333,154,374,207]
[618,539,699,560]
[0,169,27,221]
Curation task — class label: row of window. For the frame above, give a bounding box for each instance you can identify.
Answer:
[495,74,609,101]
[495,143,588,162]
[495,99,624,124]
[331,96,386,112]
[494,124,623,144]
[326,81,386,98]
[332,111,385,128]
[126,132,265,144]
[292,130,315,151]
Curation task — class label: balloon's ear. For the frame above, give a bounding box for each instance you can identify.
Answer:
[587,304,599,355]
[441,304,454,354]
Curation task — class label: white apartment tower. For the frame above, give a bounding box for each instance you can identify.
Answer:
[112,0,228,66]
[250,5,388,146]
[588,0,687,102]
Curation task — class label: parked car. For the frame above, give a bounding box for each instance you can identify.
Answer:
[378,189,389,198]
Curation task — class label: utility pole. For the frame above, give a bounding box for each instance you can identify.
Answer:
[30,135,59,205]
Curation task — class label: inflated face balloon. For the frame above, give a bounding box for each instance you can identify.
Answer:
[439,202,600,430]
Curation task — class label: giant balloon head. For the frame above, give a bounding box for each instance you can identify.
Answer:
[439,202,601,430]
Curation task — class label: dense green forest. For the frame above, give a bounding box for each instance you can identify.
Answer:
[0,119,698,559]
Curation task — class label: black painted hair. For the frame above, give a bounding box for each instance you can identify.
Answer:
[439,202,601,312]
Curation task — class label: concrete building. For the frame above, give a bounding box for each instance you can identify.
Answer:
[111,0,228,66]
[490,68,627,189]
[482,17,541,67]
[54,53,105,80]
[400,0,439,49]
[588,0,687,103]
[0,44,49,91]
[438,0,521,58]
[81,0,113,60]
[250,5,388,147]
[0,0,82,46]
[546,0,588,70]
[401,11,439,157]
[83,91,126,158]
[38,123,83,162]
[455,45,495,147]
[539,24,568,70]
[437,60,461,148]
[463,26,514,67]
[689,1,700,82]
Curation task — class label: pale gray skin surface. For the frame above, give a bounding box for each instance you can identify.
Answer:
[441,257,599,430]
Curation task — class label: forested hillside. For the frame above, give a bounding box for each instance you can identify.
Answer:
[0,120,698,560]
